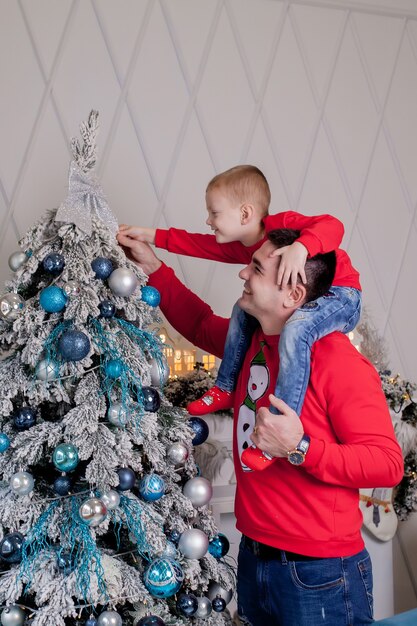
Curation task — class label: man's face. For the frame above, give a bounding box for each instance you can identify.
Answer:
[205,187,243,243]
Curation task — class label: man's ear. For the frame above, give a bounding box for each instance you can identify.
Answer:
[240,203,254,225]
[283,283,307,309]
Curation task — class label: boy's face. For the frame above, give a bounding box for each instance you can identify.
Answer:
[205,186,244,243]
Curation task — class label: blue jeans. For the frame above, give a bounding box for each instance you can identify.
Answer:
[217,287,361,416]
[237,537,374,626]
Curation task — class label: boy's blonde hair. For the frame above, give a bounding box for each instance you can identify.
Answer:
[206,165,271,217]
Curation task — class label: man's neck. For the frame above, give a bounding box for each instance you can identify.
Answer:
[258,316,285,336]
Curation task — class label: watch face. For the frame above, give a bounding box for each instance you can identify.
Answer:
[288,451,305,465]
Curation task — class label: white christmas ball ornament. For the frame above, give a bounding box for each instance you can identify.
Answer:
[167,442,189,466]
[10,471,34,496]
[183,477,213,507]
[36,359,59,381]
[101,490,120,510]
[63,280,81,297]
[0,605,25,626]
[107,403,128,427]
[8,251,27,272]
[108,268,138,297]
[0,293,25,321]
[79,497,107,527]
[178,528,209,559]
[97,610,122,626]
[195,596,212,618]
[149,357,170,386]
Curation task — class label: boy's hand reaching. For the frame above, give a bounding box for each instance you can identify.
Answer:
[270,241,308,289]
[118,224,156,245]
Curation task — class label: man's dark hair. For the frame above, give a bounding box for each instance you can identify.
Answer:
[267,228,336,302]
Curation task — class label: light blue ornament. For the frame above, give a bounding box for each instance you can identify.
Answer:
[141,286,161,307]
[53,443,79,471]
[39,286,67,312]
[104,359,123,379]
[0,433,10,453]
[58,330,90,361]
[143,557,184,598]
[139,474,165,501]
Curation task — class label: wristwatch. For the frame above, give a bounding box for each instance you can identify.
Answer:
[287,434,310,466]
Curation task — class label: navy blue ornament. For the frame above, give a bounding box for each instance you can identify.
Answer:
[143,557,184,598]
[39,285,67,312]
[141,286,161,307]
[13,407,36,431]
[212,596,227,612]
[104,359,123,379]
[208,532,230,559]
[189,416,209,445]
[56,550,76,574]
[42,253,65,275]
[117,467,136,491]
[58,330,90,361]
[91,257,114,280]
[176,592,199,617]
[85,618,98,626]
[54,475,72,496]
[0,433,10,452]
[136,617,165,626]
[0,531,24,563]
[142,387,161,412]
[99,300,116,318]
[166,528,181,544]
[139,474,165,501]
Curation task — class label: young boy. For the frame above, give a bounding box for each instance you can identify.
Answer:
[118,165,361,471]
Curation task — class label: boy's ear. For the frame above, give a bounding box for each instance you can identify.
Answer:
[240,203,254,225]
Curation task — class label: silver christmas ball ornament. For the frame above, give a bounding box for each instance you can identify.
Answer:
[149,357,170,386]
[79,497,107,527]
[97,610,122,626]
[8,251,27,272]
[207,581,233,605]
[101,490,120,510]
[35,358,59,381]
[178,528,209,559]
[0,605,25,626]
[10,471,34,496]
[108,268,138,297]
[195,596,212,618]
[63,280,81,297]
[0,293,25,321]
[167,442,189,466]
[107,403,128,427]
[183,477,213,507]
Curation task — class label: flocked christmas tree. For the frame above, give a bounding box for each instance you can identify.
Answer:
[0,112,234,626]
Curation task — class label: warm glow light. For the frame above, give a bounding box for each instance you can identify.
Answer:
[175,350,182,361]
[159,333,166,343]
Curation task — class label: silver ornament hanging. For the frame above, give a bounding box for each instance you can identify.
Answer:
[178,528,209,559]
[10,471,34,496]
[0,605,25,626]
[97,610,122,626]
[195,596,212,618]
[0,293,25,321]
[79,497,107,527]
[63,280,81,297]
[183,477,213,507]
[107,403,128,427]
[207,581,233,605]
[35,359,59,381]
[149,357,170,386]
[8,251,27,272]
[108,268,138,297]
[101,490,120,510]
[167,442,189,466]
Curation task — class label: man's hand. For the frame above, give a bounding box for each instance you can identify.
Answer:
[250,395,304,458]
[270,241,308,289]
[117,232,162,275]
[118,224,156,245]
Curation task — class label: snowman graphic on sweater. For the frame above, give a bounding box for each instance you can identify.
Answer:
[237,342,270,471]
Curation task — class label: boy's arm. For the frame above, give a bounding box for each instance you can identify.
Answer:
[155,228,254,264]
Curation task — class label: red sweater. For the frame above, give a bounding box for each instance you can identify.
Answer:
[149,264,402,557]
[155,211,361,289]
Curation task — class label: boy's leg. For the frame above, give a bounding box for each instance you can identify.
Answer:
[187,303,258,415]
[242,287,361,469]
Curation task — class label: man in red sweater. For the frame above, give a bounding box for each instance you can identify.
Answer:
[118,228,403,626]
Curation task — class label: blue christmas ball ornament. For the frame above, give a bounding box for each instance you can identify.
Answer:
[104,359,123,379]
[166,528,181,544]
[91,257,114,280]
[212,596,227,612]
[39,285,67,312]
[136,617,166,626]
[53,443,79,472]
[176,592,199,617]
[58,330,90,361]
[56,550,76,574]
[42,253,65,275]
[189,416,209,445]
[143,557,184,598]
[54,475,72,496]
[0,433,10,453]
[0,531,24,563]
[13,407,36,431]
[208,533,230,559]
[142,387,161,412]
[141,286,161,307]
[85,618,98,626]
[117,467,136,491]
[99,300,116,318]
[139,474,165,501]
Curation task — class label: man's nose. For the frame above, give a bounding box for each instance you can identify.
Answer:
[239,266,249,279]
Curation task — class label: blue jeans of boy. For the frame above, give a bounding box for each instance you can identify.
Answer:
[217,287,362,415]
[237,536,374,625]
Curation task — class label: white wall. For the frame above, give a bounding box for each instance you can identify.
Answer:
[1,0,416,616]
